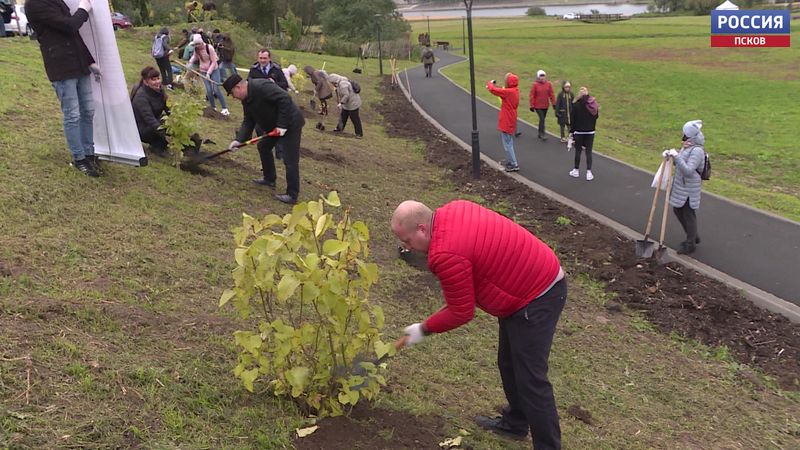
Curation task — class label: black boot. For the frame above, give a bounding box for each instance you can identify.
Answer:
[678,240,696,255]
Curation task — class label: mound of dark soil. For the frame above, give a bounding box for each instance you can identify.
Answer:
[377,80,800,390]
[294,406,444,450]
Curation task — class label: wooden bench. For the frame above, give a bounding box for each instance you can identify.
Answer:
[434,40,450,50]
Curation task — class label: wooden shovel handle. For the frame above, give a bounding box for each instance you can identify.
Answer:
[645,159,668,237]
[395,335,409,350]
[658,157,676,245]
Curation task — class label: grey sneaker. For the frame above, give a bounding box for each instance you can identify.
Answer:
[474,416,528,441]
[504,163,520,172]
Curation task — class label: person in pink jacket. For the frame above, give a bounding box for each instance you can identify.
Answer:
[529,69,556,141]
[189,34,229,116]
[487,73,521,172]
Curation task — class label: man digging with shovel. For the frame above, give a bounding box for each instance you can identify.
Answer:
[391,199,567,450]
[223,73,305,205]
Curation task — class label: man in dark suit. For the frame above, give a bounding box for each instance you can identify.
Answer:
[223,74,304,205]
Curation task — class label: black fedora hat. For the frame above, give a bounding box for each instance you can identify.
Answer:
[222,73,243,96]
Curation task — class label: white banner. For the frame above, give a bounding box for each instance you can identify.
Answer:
[66,0,146,166]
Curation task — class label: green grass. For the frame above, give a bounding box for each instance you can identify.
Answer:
[0,20,798,449]
[416,16,800,221]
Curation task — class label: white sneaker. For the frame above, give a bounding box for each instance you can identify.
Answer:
[586,170,594,181]
[569,169,579,178]
[220,108,230,116]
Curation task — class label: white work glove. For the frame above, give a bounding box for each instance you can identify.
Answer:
[667,149,679,158]
[88,63,101,82]
[228,140,241,151]
[293,89,299,94]
[78,0,91,12]
[337,103,342,110]
[267,127,287,137]
[206,71,214,79]
[403,323,425,346]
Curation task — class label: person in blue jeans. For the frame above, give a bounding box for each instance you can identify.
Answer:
[188,34,229,116]
[26,0,102,177]
[487,73,521,172]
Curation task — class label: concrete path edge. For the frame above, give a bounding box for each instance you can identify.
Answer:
[396,68,800,324]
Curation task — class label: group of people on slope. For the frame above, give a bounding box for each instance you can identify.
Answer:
[487,70,599,180]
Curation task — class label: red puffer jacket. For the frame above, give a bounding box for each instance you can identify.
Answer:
[487,74,519,135]
[424,200,562,333]
[529,79,556,110]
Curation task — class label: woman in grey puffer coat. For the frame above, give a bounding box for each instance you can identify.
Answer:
[327,73,363,137]
[666,120,705,254]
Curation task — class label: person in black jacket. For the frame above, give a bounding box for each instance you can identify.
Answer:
[568,86,600,181]
[131,66,169,155]
[554,81,573,143]
[223,74,305,205]
[247,48,288,90]
[25,0,101,177]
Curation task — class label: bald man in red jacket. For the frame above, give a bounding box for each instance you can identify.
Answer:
[391,199,566,450]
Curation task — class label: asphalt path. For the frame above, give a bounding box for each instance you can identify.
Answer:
[405,50,800,307]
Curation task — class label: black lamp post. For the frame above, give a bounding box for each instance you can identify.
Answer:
[427,15,431,41]
[375,13,384,76]
[464,0,480,179]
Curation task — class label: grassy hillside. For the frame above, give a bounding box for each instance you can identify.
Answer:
[415,16,800,221]
[0,22,798,449]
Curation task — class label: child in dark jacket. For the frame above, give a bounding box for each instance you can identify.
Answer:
[555,81,574,143]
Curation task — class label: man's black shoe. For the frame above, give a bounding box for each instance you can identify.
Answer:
[677,241,696,255]
[514,131,522,137]
[72,159,99,177]
[86,154,103,173]
[474,416,528,441]
[252,178,276,188]
[275,194,297,205]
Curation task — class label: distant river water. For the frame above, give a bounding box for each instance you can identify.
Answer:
[400,4,650,19]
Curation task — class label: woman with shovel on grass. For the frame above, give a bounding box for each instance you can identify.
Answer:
[662,120,706,254]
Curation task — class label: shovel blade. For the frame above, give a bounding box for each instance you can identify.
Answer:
[635,239,657,258]
[655,245,670,264]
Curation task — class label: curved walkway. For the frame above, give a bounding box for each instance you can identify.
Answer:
[402,50,800,319]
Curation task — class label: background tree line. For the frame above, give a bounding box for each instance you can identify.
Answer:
[113,0,410,43]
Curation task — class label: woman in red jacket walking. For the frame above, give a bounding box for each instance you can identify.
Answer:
[392,199,567,450]
[487,73,520,172]
[529,69,556,141]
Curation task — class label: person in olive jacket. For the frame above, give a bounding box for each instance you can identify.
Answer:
[26,0,102,177]
[223,74,305,205]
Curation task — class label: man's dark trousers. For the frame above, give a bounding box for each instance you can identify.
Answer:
[497,278,566,450]
[535,108,548,138]
[256,124,303,200]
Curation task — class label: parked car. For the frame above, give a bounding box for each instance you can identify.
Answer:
[563,12,578,20]
[5,5,31,36]
[111,12,133,30]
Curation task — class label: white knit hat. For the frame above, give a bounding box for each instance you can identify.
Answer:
[537,70,546,77]
[682,120,703,138]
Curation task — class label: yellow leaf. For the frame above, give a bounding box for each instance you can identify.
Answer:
[438,436,463,448]
[296,425,319,438]
[234,248,247,266]
[324,191,341,207]
[315,214,328,238]
[241,368,259,392]
[219,289,236,307]
[322,239,349,256]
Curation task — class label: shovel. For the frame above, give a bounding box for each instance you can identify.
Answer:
[654,158,676,263]
[635,158,668,258]
[348,336,408,392]
[182,135,265,169]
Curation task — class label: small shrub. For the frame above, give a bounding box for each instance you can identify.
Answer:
[220,192,393,417]
[161,94,203,167]
[526,7,546,16]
